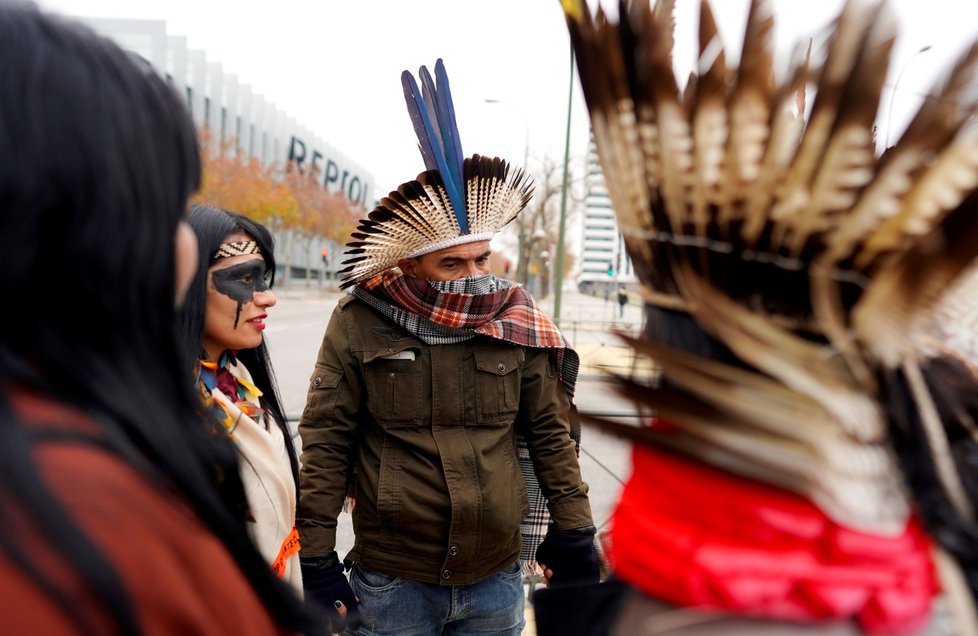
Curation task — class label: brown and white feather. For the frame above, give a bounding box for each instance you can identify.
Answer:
[337,155,532,289]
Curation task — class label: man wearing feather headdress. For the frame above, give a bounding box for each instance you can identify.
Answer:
[295,59,600,634]
[530,0,978,634]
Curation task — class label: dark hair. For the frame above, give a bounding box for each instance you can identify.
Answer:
[0,3,318,634]
[181,202,300,485]
[643,305,740,367]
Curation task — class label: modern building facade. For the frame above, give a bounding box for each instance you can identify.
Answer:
[78,17,375,209]
[577,134,635,295]
[75,17,375,283]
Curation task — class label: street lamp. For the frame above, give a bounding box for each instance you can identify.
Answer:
[553,43,575,324]
[524,227,546,294]
[884,44,932,148]
[539,250,551,299]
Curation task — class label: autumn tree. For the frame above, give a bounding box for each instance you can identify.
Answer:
[283,163,365,286]
[193,131,297,232]
[193,130,366,287]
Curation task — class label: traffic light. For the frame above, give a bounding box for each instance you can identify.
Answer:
[321,248,329,265]
[607,262,614,277]
[503,260,511,275]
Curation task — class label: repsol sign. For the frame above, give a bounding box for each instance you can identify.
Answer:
[288,135,371,205]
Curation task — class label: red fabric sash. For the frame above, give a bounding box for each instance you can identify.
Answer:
[608,440,938,634]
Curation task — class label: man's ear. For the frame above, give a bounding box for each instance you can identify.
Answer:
[398,257,418,278]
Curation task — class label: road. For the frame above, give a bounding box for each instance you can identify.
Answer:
[265,284,645,560]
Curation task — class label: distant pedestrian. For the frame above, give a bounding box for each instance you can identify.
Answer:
[617,286,628,319]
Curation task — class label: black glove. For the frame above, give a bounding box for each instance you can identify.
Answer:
[300,552,359,633]
[535,524,600,587]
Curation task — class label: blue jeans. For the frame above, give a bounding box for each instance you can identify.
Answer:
[349,561,526,635]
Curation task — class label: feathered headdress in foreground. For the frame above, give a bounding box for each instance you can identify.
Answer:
[337,59,534,289]
[562,0,978,627]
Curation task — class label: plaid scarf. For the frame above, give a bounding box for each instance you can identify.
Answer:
[352,271,582,576]
[352,271,579,395]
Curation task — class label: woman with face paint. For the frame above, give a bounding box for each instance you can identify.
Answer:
[180,203,304,594]
[0,3,323,634]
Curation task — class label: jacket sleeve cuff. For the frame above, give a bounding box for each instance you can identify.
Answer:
[548,498,595,531]
[296,523,337,556]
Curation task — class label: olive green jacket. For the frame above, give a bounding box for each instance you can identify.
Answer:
[296,296,593,585]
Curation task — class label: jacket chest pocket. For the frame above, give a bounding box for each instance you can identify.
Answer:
[473,348,522,424]
[363,351,423,427]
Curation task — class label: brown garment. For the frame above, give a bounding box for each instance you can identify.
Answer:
[297,296,593,585]
[1,389,291,636]
[533,580,953,636]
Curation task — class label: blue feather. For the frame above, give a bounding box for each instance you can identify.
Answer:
[402,61,468,233]
[434,59,465,195]
[418,66,443,145]
[400,71,442,174]
[423,62,466,231]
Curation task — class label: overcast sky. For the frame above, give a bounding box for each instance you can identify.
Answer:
[34,0,978,200]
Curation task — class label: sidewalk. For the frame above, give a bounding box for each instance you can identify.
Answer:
[525,600,537,635]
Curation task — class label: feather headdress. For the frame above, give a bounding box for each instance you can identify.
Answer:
[563,0,978,623]
[337,59,534,289]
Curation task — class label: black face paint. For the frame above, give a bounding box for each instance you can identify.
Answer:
[211,260,270,328]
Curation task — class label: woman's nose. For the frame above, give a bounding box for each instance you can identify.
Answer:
[255,288,277,308]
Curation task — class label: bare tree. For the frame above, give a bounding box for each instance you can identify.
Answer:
[504,155,581,298]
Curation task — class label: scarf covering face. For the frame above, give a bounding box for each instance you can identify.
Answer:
[352,271,580,394]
